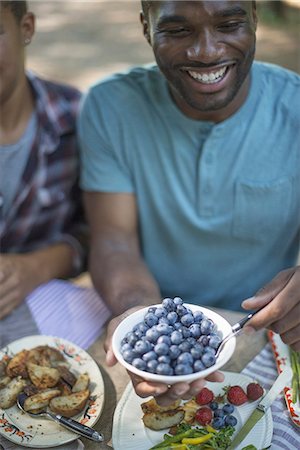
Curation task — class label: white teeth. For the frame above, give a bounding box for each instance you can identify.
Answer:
[188,66,227,84]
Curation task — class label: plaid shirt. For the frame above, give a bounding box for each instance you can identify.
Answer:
[0,72,86,270]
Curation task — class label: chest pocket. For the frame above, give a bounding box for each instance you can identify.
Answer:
[232,176,295,242]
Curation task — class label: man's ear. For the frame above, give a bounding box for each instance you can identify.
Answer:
[140,11,151,45]
[20,12,35,45]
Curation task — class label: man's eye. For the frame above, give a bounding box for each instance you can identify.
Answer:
[163,27,189,35]
[218,22,244,31]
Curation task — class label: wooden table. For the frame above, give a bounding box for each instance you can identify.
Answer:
[82,308,268,449]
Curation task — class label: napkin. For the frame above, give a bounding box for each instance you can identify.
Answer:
[0,436,84,450]
[26,279,111,349]
[241,343,299,450]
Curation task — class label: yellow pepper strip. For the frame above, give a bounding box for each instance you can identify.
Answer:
[206,424,217,433]
[182,433,213,444]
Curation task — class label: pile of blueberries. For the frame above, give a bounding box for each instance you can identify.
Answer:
[120,297,223,376]
[211,402,238,429]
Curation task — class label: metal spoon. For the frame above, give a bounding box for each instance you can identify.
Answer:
[215,309,260,360]
[17,392,104,442]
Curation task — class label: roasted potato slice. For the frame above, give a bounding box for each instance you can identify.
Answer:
[24,388,61,412]
[141,398,181,414]
[49,389,90,417]
[56,365,76,387]
[72,372,90,393]
[0,358,10,377]
[0,376,11,389]
[0,376,27,409]
[27,346,65,367]
[182,399,199,424]
[142,410,185,430]
[27,362,60,389]
[6,350,29,378]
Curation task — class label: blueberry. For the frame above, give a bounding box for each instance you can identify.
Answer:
[158,355,171,365]
[134,339,152,355]
[144,312,159,328]
[174,364,193,375]
[201,352,216,367]
[210,401,219,411]
[142,350,157,362]
[177,352,194,366]
[170,330,183,345]
[162,298,176,312]
[167,311,178,325]
[179,341,192,352]
[156,363,173,375]
[145,327,160,343]
[209,335,222,349]
[212,417,225,429]
[131,358,147,371]
[181,314,194,327]
[154,342,170,356]
[173,322,183,331]
[181,327,192,338]
[169,345,181,360]
[203,346,216,356]
[193,360,206,372]
[156,323,172,335]
[121,343,132,352]
[198,335,209,346]
[190,346,203,360]
[176,305,188,317]
[222,403,234,414]
[214,408,225,418]
[125,331,138,346]
[189,323,201,339]
[158,316,170,325]
[157,335,172,346]
[193,310,204,323]
[147,307,157,314]
[200,319,215,335]
[173,297,183,306]
[155,307,167,318]
[122,349,138,363]
[147,359,158,373]
[225,415,237,427]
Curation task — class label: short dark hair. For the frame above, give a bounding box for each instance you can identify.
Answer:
[1,1,28,22]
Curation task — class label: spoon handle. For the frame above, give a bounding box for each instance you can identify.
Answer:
[232,307,262,334]
[48,412,104,442]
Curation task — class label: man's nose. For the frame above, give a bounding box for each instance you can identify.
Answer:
[186,30,219,62]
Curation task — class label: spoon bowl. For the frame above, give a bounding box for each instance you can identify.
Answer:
[17,392,104,442]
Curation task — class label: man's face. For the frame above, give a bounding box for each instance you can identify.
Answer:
[0,6,33,106]
[142,1,257,120]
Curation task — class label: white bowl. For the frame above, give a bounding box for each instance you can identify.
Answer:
[112,303,236,385]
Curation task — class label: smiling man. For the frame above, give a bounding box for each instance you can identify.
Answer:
[79,1,300,405]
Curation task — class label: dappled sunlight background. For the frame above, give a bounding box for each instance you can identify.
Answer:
[27,0,300,91]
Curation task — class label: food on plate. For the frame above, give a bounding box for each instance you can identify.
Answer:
[49,389,90,417]
[142,382,264,448]
[141,398,184,430]
[27,362,61,389]
[290,347,300,404]
[246,382,264,401]
[0,376,27,409]
[226,385,248,406]
[120,297,223,376]
[0,345,91,417]
[23,388,61,412]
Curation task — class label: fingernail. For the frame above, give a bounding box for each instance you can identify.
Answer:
[174,386,188,396]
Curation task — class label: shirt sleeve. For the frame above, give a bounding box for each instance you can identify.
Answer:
[78,88,134,193]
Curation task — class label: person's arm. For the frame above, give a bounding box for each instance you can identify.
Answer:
[242,266,300,351]
[0,242,75,319]
[84,191,161,315]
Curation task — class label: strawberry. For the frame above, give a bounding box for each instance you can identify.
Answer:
[247,382,264,401]
[227,385,248,405]
[195,387,215,405]
[194,406,213,425]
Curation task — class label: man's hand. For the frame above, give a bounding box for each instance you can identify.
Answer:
[0,254,39,319]
[242,266,300,351]
[104,308,224,406]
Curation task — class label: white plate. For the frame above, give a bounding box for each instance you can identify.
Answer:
[268,330,300,427]
[112,371,273,450]
[0,335,104,448]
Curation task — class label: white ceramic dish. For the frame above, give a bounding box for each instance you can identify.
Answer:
[268,330,300,428]
[112,304,236,385]
[112,371,273,450]
[0,335,104,448]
